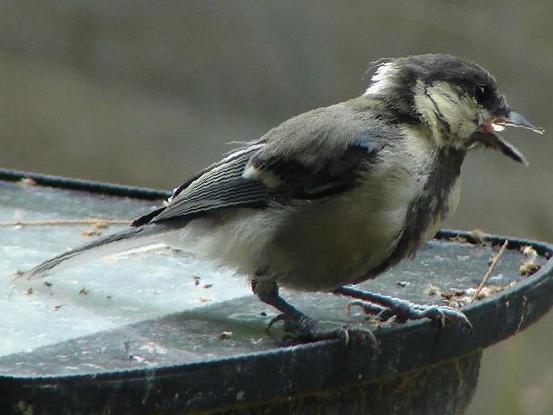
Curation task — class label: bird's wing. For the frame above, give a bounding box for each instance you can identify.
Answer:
[134,113,385,226]
[241,134,380,200]
[140,144,271,224]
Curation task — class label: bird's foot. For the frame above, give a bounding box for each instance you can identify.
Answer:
[335,286,472,333]
[348,298,472,332]
[267,313,377,347]
[267,313,349,344]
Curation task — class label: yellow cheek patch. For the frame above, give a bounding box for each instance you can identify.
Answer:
[414,81,481,143]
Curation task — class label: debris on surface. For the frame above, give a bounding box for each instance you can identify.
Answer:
[471,240,509,302]
[448,235,471,244]
[19,177,38,186]
[146,246,183,257]
[440,288,467,300]
[79,287,90,296]
[520,262,540,277]
[82,229,102,237]
[93,221,109,229]
[446,228,489,245]
[129,355,150,364]
[425,284,441,296]
[203,283,213,289]
[439,282,517,308]
[467,228,486,245]
[424,240,516,307]
[470,284,513,301]
[12,270,24,278]
[250,337,264,345]
[520,245,541,276]
[193,275,201,286]
[397,281,410,287]
[219,331,233,340]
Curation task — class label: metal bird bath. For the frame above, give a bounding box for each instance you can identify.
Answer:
[0,168,552,415]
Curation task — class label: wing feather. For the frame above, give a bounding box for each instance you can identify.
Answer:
[148,144,270,223]
[133,103,387,226]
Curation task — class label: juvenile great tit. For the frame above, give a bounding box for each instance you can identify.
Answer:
[23,54,544,341]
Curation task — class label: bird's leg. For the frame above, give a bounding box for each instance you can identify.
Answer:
[334,286,473,332]
[252,276,351,343]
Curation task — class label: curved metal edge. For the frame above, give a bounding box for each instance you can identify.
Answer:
[0,168,171,200]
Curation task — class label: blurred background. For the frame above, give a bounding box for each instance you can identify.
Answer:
[0,1,551,413]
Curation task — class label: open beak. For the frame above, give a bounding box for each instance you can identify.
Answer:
[470,109,544,166]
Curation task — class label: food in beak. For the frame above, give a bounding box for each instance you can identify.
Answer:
[471,110,543,166]
[493,110,545,134]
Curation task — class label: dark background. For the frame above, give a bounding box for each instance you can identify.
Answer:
[0,1,551,413]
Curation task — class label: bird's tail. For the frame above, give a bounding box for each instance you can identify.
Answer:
[19,224,172,281]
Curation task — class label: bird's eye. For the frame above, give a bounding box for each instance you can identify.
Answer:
[474,85,492,104]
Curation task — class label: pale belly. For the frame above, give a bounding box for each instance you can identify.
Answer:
[183,170,461,291]
[185,204,402,291]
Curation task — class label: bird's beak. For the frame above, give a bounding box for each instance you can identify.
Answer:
[470,109,544,166]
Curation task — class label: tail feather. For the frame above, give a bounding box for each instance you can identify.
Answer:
[21,224,171,280]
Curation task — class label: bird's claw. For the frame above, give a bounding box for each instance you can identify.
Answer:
[347,299,473,333]
[266,313,379,347]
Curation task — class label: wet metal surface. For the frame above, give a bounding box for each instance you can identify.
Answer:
[0,238,548,377]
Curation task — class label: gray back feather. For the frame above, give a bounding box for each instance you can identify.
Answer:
[138,97,391,225]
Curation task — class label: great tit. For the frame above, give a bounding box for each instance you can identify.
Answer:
[23,54,544,341]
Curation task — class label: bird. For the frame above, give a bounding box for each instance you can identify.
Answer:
[21,54,544,342]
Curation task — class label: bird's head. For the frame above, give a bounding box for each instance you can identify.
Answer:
[365,54,544,164]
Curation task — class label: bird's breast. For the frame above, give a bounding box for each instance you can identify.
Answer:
[189,141,464,292]
[260,155,432,290]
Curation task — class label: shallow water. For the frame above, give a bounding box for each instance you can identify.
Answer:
[0,181,251,357]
